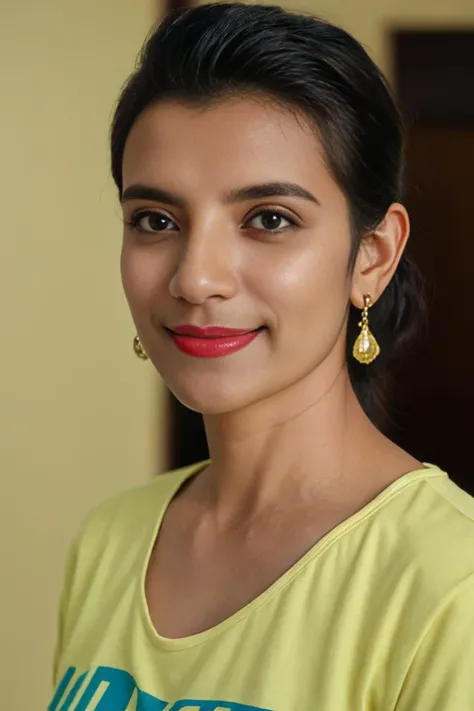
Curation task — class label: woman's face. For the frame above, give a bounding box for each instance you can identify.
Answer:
[121,97,355,414]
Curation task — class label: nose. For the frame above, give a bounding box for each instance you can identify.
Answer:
[168,222,238,305]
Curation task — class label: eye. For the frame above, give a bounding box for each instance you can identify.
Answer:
[127,210,177,233]
[245,209,299,233]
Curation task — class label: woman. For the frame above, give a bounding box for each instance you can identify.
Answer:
[49,3,474,710]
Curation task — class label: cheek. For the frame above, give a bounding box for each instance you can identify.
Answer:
[253,238,350,334]
[120,240,168,308]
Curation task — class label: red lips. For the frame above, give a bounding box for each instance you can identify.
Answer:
[171,324,257,338]
[166,324,264,358]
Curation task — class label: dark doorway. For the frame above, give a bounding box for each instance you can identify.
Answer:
[168,394,209,470]
[389,31,474,493]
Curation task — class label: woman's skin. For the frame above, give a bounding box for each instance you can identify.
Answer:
[121,96,421,638]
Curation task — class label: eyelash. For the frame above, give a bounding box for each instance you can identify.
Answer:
[125,208,300,236]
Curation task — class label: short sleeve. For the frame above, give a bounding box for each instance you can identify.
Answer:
[51,534,80,688]
[395,576,474,711]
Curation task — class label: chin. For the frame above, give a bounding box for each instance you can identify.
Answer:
[166,374,257,416]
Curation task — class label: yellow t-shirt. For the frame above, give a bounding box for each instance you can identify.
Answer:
[50,462,474,711]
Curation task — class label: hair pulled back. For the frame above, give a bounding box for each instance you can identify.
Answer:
[110,2,424,425]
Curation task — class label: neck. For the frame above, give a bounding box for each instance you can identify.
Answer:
[198,359,384,518]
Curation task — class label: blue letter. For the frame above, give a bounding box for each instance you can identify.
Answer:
[49,667,78,711]
[74,666,136,711]
[136,689,169,710]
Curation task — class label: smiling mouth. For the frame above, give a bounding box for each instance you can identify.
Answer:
[165,325,266,358]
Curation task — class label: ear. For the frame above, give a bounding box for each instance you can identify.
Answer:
[351,203,410,308]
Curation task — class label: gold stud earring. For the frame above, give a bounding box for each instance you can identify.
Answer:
[352,294,380,365]
[133,335,149,361]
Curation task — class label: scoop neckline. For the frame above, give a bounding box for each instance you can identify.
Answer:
[138,460,446,651]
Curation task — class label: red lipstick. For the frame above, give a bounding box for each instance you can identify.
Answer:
[166,324,264,358]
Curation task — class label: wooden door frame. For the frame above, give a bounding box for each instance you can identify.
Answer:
[163,0,192,14]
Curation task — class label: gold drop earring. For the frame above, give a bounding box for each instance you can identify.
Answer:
[133,335,149,361]
[352,294,380,365]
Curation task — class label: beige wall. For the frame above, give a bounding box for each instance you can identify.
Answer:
[0,0,164,707]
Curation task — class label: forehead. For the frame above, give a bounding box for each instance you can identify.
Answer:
[122,97,336,196]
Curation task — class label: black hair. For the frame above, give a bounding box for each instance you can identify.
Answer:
[110,1,425,426]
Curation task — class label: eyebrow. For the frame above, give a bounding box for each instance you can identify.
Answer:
[121,181,321,207]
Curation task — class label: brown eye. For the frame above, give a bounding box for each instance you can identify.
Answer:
[129,211,176,233]
[247,209,298,232]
